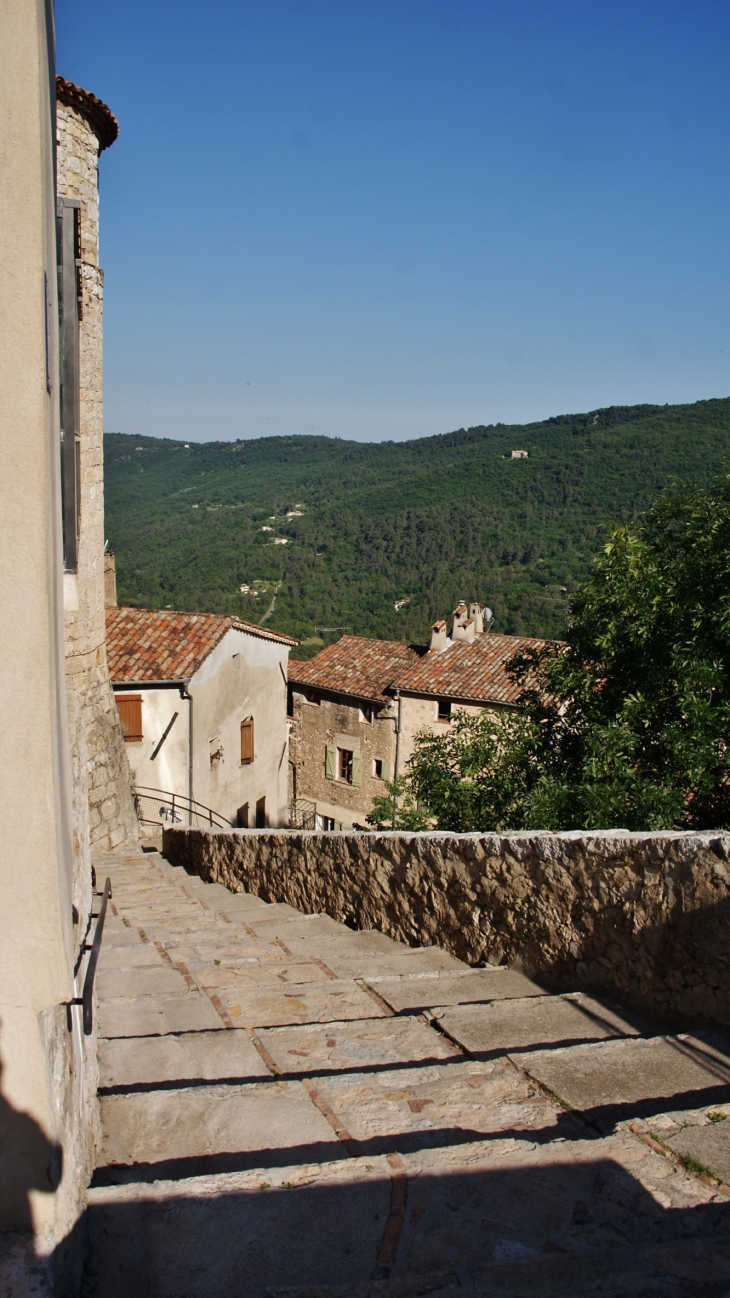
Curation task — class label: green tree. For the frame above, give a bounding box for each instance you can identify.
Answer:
[365,777,432,831]
[409,475,730,832]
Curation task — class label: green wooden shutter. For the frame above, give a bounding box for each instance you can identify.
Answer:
[325,744,336,779]
[381,759,391,783]
[352,751,362,787]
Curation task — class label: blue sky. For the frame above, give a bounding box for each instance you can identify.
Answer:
[56,0,730,443]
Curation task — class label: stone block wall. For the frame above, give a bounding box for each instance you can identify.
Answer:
[57,95,137,858]
[163,826,730,1029]
[289,688,397,826]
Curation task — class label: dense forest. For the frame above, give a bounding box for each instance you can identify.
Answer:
[104,397,730,653]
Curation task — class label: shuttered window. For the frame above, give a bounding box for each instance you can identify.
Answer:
[240,717,254,765]
[325,744,336,779]
[116,694,142,742]
[352,751,362,787]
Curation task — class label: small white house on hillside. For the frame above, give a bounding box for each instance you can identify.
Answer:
[106,607,296,827]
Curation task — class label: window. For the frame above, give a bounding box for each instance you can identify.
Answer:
[437,699,452,722]
[255,796,266,829]
[339,748,353,783]
[316,814,336,831]
[373,758,391,781]
[116,694,142,742]
[240,717,254,764]
[306,690,321,705]
[359,704,372,724]
[237,803,249,828]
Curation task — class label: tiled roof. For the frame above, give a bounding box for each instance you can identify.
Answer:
[288,636,424,702]
[395,633,554,706]
[107,607,296,683]
[56,76,119,151]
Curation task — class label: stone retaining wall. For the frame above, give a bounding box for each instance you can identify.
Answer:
[163,827,730,1029]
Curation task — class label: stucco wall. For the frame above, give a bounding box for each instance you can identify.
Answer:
[163,826,730,1029]
[0,14,98,1294]
[397,695,487,769]
[56,96,137,856]
[120,628,291,826]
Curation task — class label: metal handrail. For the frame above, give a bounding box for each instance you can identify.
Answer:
[72,877,111,1036]
[132,786,233,830]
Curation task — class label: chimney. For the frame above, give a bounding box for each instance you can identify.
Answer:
[104,549,117,606]
[452,617,476,643]
[470,602,484,634]
[430,619,448,652]
[451,602,468,638]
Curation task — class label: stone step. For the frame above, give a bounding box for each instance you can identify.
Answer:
[514,1031,730,1133]
[94,1078,343,1185]
[257,1013,459,1076]
[433,993,651,1057]
[96,965,191,1000]
[367,967,547,1013]
[98,1028,271,1091]
[98,991,224,1038]
[85,1157,391,1298]
[199,976,389,1028]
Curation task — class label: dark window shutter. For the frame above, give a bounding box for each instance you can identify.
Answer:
[116,695,142,742]
[241,717,254,764]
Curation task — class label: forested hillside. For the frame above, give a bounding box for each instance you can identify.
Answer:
[104,397,730,649]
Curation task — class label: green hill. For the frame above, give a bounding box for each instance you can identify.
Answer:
[104,397,730,649]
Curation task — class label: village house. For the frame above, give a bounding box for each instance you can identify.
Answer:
[107,607,296,828]
[288,603,552,828]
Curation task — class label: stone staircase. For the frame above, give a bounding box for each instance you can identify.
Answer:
[82,844,730,1297]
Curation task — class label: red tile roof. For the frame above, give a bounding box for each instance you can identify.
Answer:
[288,635,424,702]
[106,607,296,683]
[395,632,554,706]
[56,76,119,152]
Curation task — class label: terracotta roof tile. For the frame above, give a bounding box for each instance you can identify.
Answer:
[288,636,424,702]
[107,607,296,683]
[395,632,555,705]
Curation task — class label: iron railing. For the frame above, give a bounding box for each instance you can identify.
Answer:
[71,876,111,1035]
[133,786,233,830]
[288,797,317,830]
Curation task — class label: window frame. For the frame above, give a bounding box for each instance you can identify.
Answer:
[338,747,354,784]
[240,716,254,765]
[116,694,143,743]
[437,698,452,722]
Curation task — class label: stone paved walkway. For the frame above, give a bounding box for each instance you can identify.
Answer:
[83,844,730,1297]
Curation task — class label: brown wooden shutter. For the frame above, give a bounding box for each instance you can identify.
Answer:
[116,694,142,742]
[240,717,254,764]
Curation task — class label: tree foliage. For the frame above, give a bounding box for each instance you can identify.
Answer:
[408,476,730,832]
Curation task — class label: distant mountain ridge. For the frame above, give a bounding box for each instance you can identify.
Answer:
[104,396,730,645]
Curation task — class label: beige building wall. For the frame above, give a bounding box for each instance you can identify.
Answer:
[398,694,489,771]
[118,628,292,827]
[56,86,137,857]
[289,690,397,827]
[0,6,98,1293]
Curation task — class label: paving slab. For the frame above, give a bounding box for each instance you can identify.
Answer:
[215,977,387,1027]
[85,1158,391,1298]
[96,1079,343,1181]
[309,1058,569,1156]
[369,967,547,1012]
[235,901,305,923]
[245,913,351,939]
[258,1015,460,1076]
[436,993,645,1056]
[514,1033,730,1132]
[98,1029,271,1090]
[98,943,169,971]
[193,960,330,990]
[98,991,223,1038]
[288,944,466,980]
[665,1119,730,1183]
[96,966,192,1000]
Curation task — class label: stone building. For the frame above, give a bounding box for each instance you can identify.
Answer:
[56,76,138,859]
[288,606,553,827]
[107,608,296,828]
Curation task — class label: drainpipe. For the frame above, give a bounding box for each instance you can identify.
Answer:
[179,680,193,823]
[392,689,402,829]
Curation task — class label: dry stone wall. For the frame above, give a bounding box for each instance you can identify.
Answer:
[163,826,730,1029]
